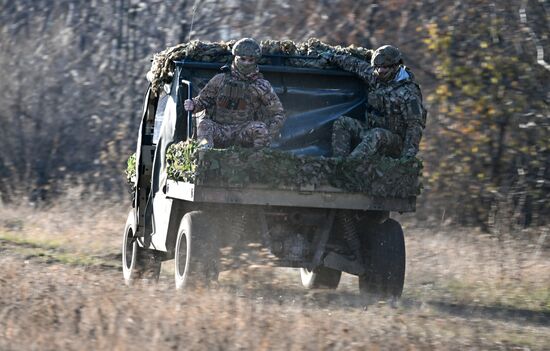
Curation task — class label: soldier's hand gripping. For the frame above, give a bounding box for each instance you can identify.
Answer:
[184,99,194,111]
[401,148,417,159]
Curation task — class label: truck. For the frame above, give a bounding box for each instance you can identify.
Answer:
[122,45,420,299]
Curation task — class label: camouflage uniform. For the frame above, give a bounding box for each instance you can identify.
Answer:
[192,39,285,148]
[330,46,426,158]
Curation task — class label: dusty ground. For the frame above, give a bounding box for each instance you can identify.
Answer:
[0,201,549,350]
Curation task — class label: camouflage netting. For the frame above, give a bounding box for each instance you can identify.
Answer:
[163,141,422,198]
[147,38,373,96]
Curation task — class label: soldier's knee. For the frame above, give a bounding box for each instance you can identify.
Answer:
[369,128,386,138]
[361,129,383,148]
[198,119,215,131]
[333,118,344,129]
[245,121,268,136]
[334,116,353,127]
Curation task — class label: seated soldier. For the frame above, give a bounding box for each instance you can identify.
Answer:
[325,45,427,159]
[184,38,286,148]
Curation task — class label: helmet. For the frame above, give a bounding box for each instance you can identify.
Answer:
[371,45,402,67]
[232,38,261,58]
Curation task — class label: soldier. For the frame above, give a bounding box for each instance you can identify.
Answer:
[184,38,286,148]
[325,45,427,159]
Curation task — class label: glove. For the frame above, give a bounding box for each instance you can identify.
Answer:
[401,148,417,159]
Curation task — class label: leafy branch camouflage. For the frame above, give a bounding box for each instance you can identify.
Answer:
[147,38,374,96]
[125,153,136,187]
[165,140,199,183]
[163,142,422,198]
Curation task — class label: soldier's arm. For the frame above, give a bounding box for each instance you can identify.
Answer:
[255,79,286,139]
[401,93,427,158]
[331,54,374,83]
[192,74,224,113]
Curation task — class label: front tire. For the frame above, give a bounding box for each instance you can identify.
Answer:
[174,211,219,290]
[122,209,162,285]
[300,266,342,289]
[358,218,405,299]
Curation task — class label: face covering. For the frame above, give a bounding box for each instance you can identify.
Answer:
[374,64,399,83]
[234,56,258,76]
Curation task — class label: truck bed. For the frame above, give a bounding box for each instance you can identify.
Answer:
[164,179,416,212]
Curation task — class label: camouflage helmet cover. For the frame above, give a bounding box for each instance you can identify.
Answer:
[371,45,403,67]
[232,38,261,58]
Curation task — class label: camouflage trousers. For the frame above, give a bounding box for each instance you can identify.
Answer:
[331,116,402,158]
[197,119,270,148]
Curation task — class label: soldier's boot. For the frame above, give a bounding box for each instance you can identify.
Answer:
[331,122,353,157]
[197,120,216,149]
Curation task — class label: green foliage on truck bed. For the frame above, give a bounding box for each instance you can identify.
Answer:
[162,141,422,198]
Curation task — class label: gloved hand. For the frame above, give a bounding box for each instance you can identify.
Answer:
[401,148,417,159]
[184,99,194,111]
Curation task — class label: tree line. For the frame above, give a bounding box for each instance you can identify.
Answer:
[0,0,548,227]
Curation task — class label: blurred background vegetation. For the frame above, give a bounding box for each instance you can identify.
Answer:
[0,0,548,229]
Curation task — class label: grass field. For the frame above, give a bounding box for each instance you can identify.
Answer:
[0,201,549,350]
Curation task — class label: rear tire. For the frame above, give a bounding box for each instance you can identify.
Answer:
[300,266,342,289]
[174,211,219,290]
[358,218,405,299]
[122,209,162,285]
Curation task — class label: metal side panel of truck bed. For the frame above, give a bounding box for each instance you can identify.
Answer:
[164,179,416,212]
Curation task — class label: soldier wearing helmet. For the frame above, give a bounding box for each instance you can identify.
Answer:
[184,38,286,148]
[325,45,426,159]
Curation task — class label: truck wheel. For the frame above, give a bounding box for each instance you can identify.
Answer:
[122,209,162,285]
[300,267,342,289]
[174,211,219,290]
[359,218,405,299]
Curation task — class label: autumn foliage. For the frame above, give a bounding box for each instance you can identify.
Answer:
[0,0,548,228]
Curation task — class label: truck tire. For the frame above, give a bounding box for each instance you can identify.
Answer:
[174,211,219,290]
[300,267,342,289]
[122,209,162,285]
[359,218,405,299]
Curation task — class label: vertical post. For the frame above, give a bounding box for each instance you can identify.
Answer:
[180,79,193,140]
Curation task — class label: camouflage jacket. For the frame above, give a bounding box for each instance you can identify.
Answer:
[192,69,286,139]
[332,55,427,156]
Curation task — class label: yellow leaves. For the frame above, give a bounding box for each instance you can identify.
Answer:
[462,84,481,96]
[480,41,489,49]
[459,125,476,134]
[471,146,479,153]
[436,84,452,98]
[453,105,464,115]
[424,22,451,52]
[428,171,440,183]
[426,22,439,38]
[480,61,495,70]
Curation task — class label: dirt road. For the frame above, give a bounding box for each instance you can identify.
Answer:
[0,205,549,350]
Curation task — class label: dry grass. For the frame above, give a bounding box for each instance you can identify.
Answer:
[0,202,549,350]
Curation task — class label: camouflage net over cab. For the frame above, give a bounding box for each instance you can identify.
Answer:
[165,141,422,198]
[147,38,373,96]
